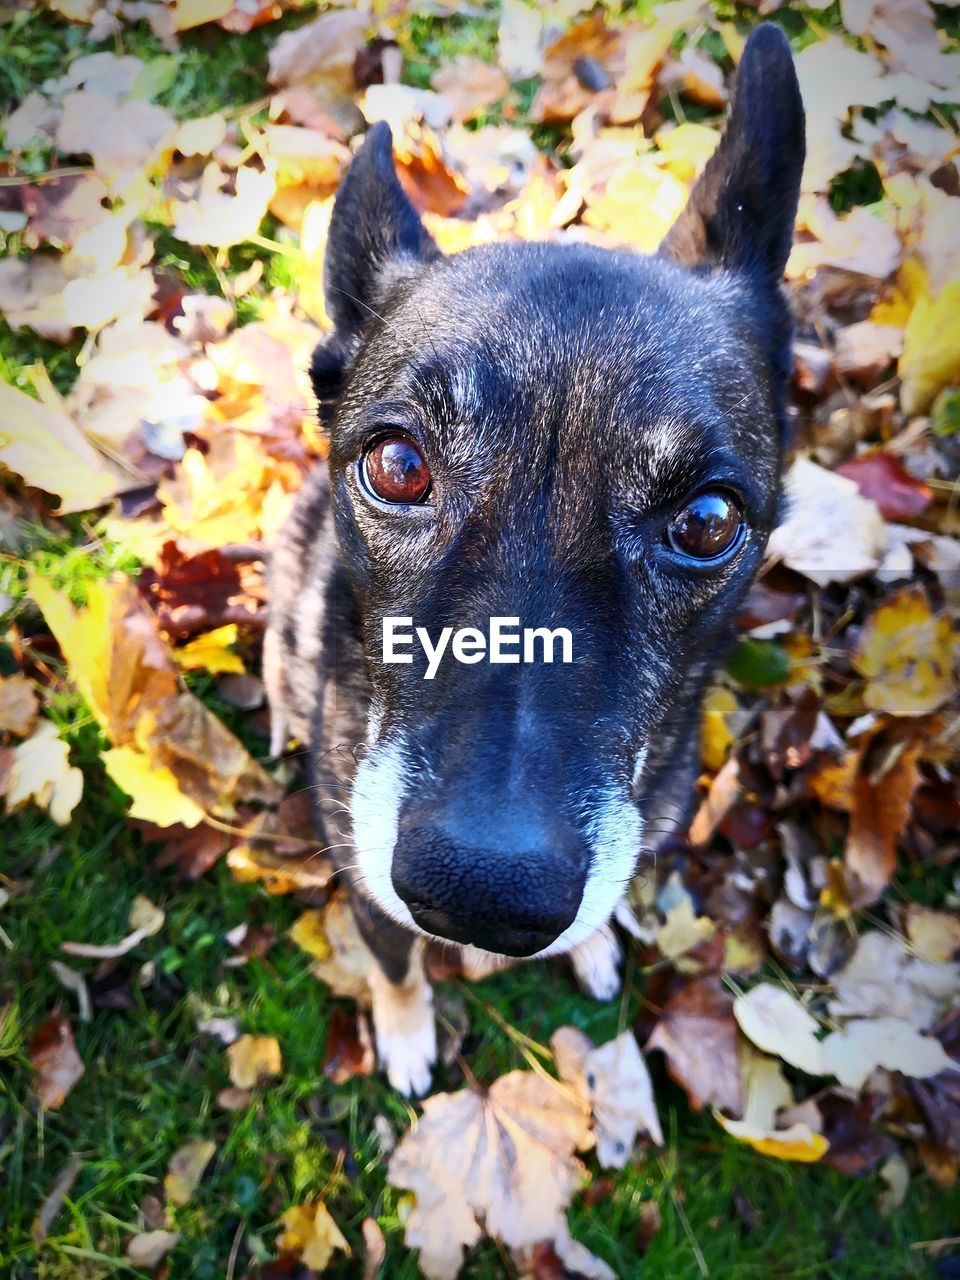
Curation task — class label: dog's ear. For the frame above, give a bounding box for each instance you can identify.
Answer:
[324,120,440,338]
[659,24,804,283]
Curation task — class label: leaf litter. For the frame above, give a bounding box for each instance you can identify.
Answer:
[2,0,960,1273]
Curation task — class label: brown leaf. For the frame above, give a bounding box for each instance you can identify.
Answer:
[29,1016,84,1109]
[137,542,254,642]
[845,732,922,907]
[647,975,743,1115]
[689,755,741,847]
[431,57,508,123]
[126,1230,181,1268]
[322,1006,375,1085]
[267,9,369,97]
[0,674,39,738]
[388,1071,592,1278]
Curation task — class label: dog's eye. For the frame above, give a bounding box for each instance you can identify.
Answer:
[361,436,431,504]
[667,490,743,560]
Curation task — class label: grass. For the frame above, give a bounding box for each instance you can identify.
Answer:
[2,3,959,1277]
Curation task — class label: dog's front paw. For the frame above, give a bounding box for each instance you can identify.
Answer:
[569,923,623,1002]
[369,956,437,1097]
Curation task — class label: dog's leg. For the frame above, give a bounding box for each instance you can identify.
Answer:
[351,891,436,1097]
[569,922,623,1001]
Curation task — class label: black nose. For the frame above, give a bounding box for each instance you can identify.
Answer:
[391,822,587,957]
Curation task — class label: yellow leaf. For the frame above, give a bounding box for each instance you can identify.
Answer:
[900,275,960,415]
[715,1113,829,1162]
[102,746,206,828]
[175,625,245,675]
[226,1034,283,1088]
[297,198,334,328]
[854,585,955,717]
[288,908,333,961]
[172,0,232,31]
[164,1140,216,1207]
[699,685,738,773]
[0,383,116,515]
[655,122,719,184]
[657,896,716,971]
[277,1201,350,1271]
[4,721,83,825]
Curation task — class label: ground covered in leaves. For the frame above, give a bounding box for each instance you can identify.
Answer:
[2,0,960,1277]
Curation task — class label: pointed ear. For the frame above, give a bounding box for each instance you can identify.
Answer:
[324,121,440,339]
[659,24,804,282]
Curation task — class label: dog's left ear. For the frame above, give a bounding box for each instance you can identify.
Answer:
[659,24,804,284]
[310,121,440,412]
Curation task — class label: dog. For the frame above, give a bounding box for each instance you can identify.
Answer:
[265,23,805,1095]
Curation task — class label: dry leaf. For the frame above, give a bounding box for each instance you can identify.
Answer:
[854,587,955,716]
[657,896,717,969]
[552,1026,663,1162]
[174,624,245,675]
[821,1018,960,1089]
[431,57,508,123]
[172,164,275,249]
[126,1230,181,1267]
[733,984,824,1076]
[906,907,960,965]
[647,975,743,1115]
[164,1139,216,1206]
[0,675,39,738]
[308,897,373,1003]
[4,721,84,826]
[0,382,117,514]
[226,1033,282,1088]
[277,1200,350,1270]
[715,1045,828,1162]
[767,458,888,585]
[828,930,959,1030]
[29,1016,84,1109]
[844,733,921,907]
[267,9,368,96]
[388,1071,591,1279]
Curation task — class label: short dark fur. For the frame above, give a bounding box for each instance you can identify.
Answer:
[266,25,804,1082]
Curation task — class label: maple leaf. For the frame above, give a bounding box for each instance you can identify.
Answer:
[387,1070,592,1279]
[552,1026,663,1161]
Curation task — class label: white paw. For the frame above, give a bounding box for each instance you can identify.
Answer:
[377,1009,437,1097]
[569,923,623,1002]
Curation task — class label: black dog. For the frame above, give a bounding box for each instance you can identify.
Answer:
[266,24,804,1094]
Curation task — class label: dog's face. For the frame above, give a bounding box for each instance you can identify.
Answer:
[312,26,804,959]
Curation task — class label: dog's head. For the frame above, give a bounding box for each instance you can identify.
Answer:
[313,25,804,959]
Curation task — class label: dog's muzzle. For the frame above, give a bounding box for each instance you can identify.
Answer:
[390,820,587,957]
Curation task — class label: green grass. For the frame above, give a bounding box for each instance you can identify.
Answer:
[2,3,960,1277]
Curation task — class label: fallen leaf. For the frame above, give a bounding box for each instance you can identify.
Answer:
[174,624,245,675]
[431,57,508,123]
[767,458,888,585]
[699,685,739,772]
[388,1070,591,1279]
[3,721,84,826]
[226,1033,282,1088]
[836,451,932,520]
[733,984,824,1076]
[323,1006,375,1085]
[821,1018,960,1089]
[31,1156,82,1245]
[126,1230,181,1268]
[62,894,165,959]
[900,277,960,415]
[828,930,959,1030]
[267,9,368,98]
[647,975,743,1115]
[552,1027,663,1161]
[656,896,717,969]
[845,729,922,907]
[172,164,275,249]
[164,1139,216,1206]
[906,907,960,965]
[277,1200,350,1270]
[0,675,39,738]
[0,382,117,514]
[854,587,955,717]
[715,1045,829,1162]
[307,897,373,1003]
[29,1016,84,1109]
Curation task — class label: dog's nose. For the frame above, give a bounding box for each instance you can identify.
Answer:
[391,822,587,957]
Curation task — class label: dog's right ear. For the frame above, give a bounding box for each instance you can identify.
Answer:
[311,122,439,412]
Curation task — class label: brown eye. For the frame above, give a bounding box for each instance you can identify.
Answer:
[667,490,744,560]
[362,436,431,504]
